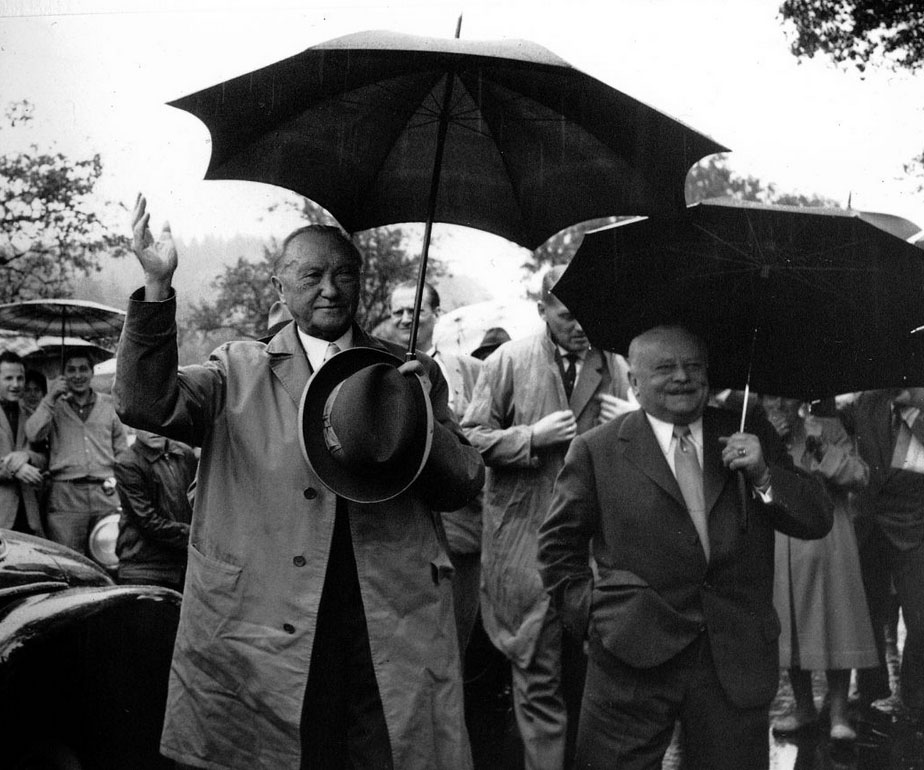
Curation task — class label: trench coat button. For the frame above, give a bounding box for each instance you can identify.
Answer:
[283,623,296,634]
[303,487,318,500]
[293,555,306,567]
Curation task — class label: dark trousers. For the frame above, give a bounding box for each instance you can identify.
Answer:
[575,633,768,770]
[300,502,393,770]
[855,519,924,716]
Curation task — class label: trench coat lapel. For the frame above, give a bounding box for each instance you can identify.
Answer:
[570,348,604,419]
[266,321,400,404]
[266,322,313,406]
[620,410,685,509]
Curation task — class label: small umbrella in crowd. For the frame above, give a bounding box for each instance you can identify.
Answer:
[0,299,125,369]
[169,27,725,357]
[553,198,924,403]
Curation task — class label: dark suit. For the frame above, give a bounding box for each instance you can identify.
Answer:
[538,406,832,769]
[845,390,924,716]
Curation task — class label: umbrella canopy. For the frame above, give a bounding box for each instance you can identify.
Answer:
[23,336,115,379]
[553,199,924,400]
[0,299,126,341]
[170,30,726,250]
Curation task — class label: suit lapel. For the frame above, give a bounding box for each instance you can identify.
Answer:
[570,348,605,418]
[702,413,730,516]
[620,411,685,508]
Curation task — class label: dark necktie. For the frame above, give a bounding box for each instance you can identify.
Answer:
[673,425,709,560]
[561,353,578,400]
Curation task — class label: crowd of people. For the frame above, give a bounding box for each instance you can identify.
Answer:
[0,345,196,589]
[1,194,922,770]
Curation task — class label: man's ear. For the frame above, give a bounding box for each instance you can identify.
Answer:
[537,300,546,322]
[271,275,285,302]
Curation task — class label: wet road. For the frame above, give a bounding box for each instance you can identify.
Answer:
[463,621,924,770]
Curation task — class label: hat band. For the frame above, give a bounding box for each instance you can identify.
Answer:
[322,381,345,457]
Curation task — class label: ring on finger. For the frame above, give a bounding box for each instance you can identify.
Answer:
[737,448,747,457]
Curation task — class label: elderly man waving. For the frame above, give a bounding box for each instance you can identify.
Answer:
[115,196,484,770]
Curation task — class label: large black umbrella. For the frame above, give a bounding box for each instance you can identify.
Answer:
[553,198,924,402]
[169,28,725,355]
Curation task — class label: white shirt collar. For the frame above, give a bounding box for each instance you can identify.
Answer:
[297,326,354,372]
[645,412,704,469]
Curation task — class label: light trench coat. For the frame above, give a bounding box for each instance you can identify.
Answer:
[113,292,484,770]
[461,331,630,666]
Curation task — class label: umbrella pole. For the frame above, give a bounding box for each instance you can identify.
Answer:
[735,323,762,531]
[405,18,462,362]
[405,77,456,361]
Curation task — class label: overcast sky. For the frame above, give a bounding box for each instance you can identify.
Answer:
[2,0,923,299]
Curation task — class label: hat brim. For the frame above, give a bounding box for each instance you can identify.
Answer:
[299,346,434,504]
[471,343,502,360]
[88,512,121,569]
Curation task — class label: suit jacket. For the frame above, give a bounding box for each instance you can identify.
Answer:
[432,348,484,554]
[538,406,833,708]
[461,330,632,665]
[844,390,924,551]
[0,402,44,534]
[113,291,484,770]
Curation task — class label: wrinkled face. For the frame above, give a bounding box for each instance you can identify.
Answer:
[538,295,588,354]
[629,329,709,425]
[64,357,93,395]
[272,232,362,341]
[390,286,437,350]
[0,362,25,404]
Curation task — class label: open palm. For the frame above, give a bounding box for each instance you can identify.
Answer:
[132,193,177,283]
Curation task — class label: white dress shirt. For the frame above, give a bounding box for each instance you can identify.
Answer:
[645,413,704,471]
[297,326,354,372]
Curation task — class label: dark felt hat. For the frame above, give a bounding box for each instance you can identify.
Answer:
[471,327,512,360]
[299,346,433,503]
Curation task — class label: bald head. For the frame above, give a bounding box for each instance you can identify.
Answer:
[538,264,588,353]
[628,326,709,425]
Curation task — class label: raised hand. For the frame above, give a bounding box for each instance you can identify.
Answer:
[597,392,639,425]
[132,193,177,301]
[719,432,770,487]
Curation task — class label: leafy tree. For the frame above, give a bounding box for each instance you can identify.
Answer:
[685,153,840,207]
[187,247,278,339]
[0,100,129,302]
[189,197,441,338]
[525,216,622,279]
[779,1,924,72]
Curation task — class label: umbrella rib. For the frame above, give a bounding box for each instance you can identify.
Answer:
[448,73,535,240]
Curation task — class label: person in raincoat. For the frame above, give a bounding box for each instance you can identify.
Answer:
[461,265,633,770]
[114,195,485,770]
